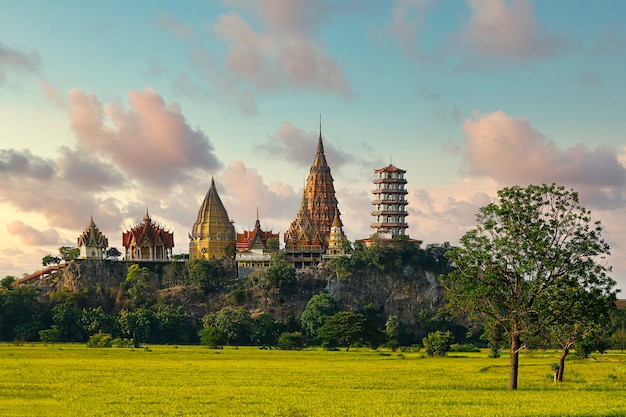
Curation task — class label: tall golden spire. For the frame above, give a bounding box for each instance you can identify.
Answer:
[189,177,236,260]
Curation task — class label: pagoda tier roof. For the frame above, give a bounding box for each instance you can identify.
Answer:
[123,211,174,248]
[375,164,406,173]
[190,177,234,240]
[236,215,279,251]
[285,191,323,249]
[77,216,108,248]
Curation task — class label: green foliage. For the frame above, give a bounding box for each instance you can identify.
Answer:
[58,246,80,260]
[117,308,154,345]
[52,303,85,342]
[227,287,248,305]
[105,247,122,260]
[423,330,454,357]
[300,293,339,339]
[125,264,158,307]
[385,316,401,351]
[449,343,480,353]
[87,332,113,348]
[0,286,45,341]
[442,183,618,389]
[199,326,226,349]
[42,254,61,267]
[266,237,280,252]
[264,261,296,292]
[0,276,15,289]
[111,337,135,348]
[250,313,279,346]
[39,326,60,345]
[316,312,371,351]
[277,332,304,350]
[205,307,252,345]
[188,259,227,294]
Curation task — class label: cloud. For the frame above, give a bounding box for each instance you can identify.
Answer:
[57,146,125,191]
[0,42,40,84]
[38,78,65,108]
[0,148,55,179]
[7,221,61,246]
[67,88,223,188]
[155,13,196,42]
[383,0,438,63]
[218,160,300,231]
[457,0,569,63]
[257,121,351,169]
[462,110,626,208]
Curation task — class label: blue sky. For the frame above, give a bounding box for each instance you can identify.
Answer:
[1,0,626,291]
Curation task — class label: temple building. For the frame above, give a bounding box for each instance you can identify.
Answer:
[284,191,325,268]
[189,177,236,260]
[305,127,341,243]
[235,209,280,273]
[368,164,421,247]
[122,211,174,261]
[77,216,108,259]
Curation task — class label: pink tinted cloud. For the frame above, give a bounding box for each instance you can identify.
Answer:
[155,13,196,42]
[7,221,61,246]
[38,78,65,108]
[458,0,569,62]
[213,1,350,95]
[67,88,222,187]
[462,111,626,207]
[219,161,300,228]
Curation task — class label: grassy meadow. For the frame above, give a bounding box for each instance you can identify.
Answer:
[1,344,624,416]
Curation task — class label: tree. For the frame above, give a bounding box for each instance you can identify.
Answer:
[300,293,339,339]
[206,307,252,345]
[188,259,226,294]
[316,311,369,351]
[442,184,618,390]
[58,246,79,260]
[277,332,304,350]
[266,237,280,253]
[42,255,61,267]
[385,316,401,351]
[199,326,226,349]
[1,276,16,289]
[264,261,296,292]
[106,247,122,260]
[423,330,454,356]
[125,264,157,307]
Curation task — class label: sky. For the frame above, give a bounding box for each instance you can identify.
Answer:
[1,0,626,292]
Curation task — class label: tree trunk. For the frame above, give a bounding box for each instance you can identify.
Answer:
[557,348,568,382]
[509,333,520,390]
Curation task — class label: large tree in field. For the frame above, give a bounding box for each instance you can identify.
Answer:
[442,184,617,390]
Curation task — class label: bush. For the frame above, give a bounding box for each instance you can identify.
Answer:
[199,326,226,349]
[277,332,304,350]
[449,343,480,353]
[87,332,113,348]
[111,337,136,348]
[423,330,454,357]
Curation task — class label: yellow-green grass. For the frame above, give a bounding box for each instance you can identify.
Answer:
[1,345,624,416]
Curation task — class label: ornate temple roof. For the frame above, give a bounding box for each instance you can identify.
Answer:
[284,191,323,249]
[77,216,108,248]
[375,164,406,173]
[190,177,235,240]
[122,210,174,249]
[236,208,279,251]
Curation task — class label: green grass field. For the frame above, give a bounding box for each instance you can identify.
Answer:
[0,344,624,416]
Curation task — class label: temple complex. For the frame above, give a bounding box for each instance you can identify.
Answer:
[77,216,108,259]
[122,211,174,260]
[235,209,280,272]
[189,177,236,260]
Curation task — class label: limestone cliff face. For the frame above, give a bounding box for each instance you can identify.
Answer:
[32,258,444,336]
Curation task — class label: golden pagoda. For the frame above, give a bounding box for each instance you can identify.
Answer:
[77,216,108,259]
[284,191,324,268]
[323,211,348,258]
[189,177,236,260]
[305,126,340,243]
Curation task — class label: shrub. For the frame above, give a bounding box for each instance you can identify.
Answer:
[199,326,226,349]
[87,332,113,348]
[423,330,454,357]
[111,337,135,348]
[449,343,480,353]
[277,332,304,350]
